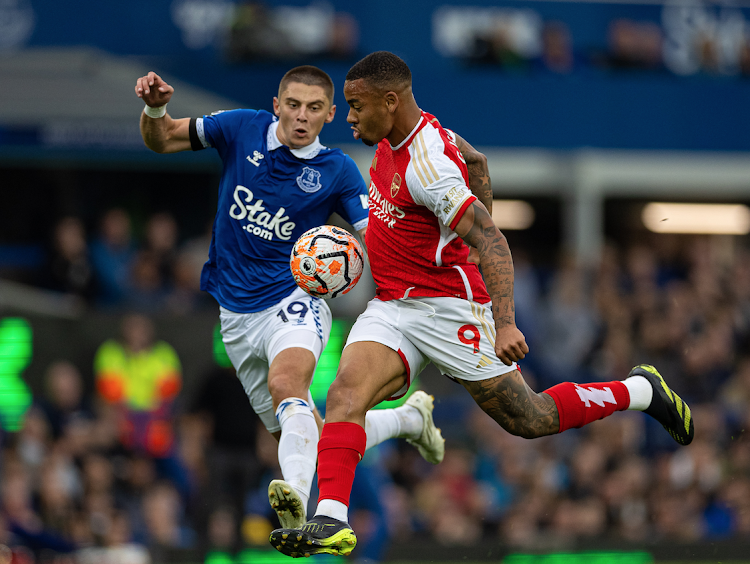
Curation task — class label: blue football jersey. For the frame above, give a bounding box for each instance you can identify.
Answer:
[192,109,369,313]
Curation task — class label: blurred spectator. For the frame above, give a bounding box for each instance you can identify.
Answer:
[1,452,77,559]
[36,360,94,441]
[598,18,664,71]
[205,505,237,554]
[536,259,600,387]
[40,216,97,303]
[126,251,167,313]
[469,23,528,70]
[165,250,211,315]
[128,212,189,313]
[90,208,136,307]
[93,314,189,499]
[226,1,359,63]
[186,365,263,550]
[540,21,575,73]
[140,481,194,559]
[76,509,150,564]
[143,212,179,289]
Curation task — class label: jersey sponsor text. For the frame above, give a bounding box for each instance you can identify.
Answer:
[229,185,296,241]
[369,182,405,229]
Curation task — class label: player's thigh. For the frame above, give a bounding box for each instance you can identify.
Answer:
[326,300,429,423]
[218,290,331,431]
[265,289,333,406]
[401,297,517,382]
[267,345,317,409]
[325,341,407,425]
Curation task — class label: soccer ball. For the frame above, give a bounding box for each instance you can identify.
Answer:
[290,225,364,299]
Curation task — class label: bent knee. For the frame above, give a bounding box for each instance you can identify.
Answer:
[268,375,309,405]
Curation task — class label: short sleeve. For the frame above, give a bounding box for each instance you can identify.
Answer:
[334,155,370,232]
[196,109,258,156]
[406,133,475,230]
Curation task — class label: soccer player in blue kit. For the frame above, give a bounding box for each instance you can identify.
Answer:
[134,66,445,530]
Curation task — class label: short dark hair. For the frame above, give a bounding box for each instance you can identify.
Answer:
[279,65,335,104]
[345,51,412,91]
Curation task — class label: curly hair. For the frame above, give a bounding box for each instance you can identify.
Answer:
[345,51,412,91]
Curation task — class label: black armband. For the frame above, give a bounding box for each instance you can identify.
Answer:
[188,118,205,151]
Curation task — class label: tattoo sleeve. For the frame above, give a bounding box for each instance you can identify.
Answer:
[454,133,492,215]
[454,202,515,328]
[460,374,560,438]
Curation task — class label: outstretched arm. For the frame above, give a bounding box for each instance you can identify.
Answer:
[135,71,191,154]
[453,201,528,366]
[454,133,492,265]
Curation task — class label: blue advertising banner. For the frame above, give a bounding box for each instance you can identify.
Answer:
[3,0,750,151]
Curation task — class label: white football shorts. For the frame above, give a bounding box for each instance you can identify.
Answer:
[346,296,518,399]
[219,287,332,432]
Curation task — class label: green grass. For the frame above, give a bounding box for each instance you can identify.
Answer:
[198,549,750,564]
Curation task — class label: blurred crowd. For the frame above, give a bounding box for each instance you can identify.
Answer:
[36,209,214,316]
[454,10,750,77]
[225,1,359,63]
[3,213,750,562]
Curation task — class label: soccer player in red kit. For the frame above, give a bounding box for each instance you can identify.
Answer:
[269,51,694,558]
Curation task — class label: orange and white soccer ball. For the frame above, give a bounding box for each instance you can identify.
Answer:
[290,225,364,299]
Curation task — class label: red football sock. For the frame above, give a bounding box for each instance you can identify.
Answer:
[543,381,630,433]
[317,422,366,506]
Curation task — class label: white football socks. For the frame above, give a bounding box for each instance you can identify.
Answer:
[624,376,653,411]
[364,404,423,450]
[315,499,349,523]
[276,398,318,518]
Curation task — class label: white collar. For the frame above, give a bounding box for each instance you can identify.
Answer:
[390,116,424,151]
[267,120,324,159]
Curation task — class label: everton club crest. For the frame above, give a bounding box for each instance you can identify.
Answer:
[297,167,323,193]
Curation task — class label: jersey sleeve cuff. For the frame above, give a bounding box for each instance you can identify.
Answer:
[351,217,369,232]
[189,118,210,151]
[448,195,477,230]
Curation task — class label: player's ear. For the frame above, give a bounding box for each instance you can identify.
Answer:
[272,97,281,117]
[325,104,336,124]
[385,91,399,114]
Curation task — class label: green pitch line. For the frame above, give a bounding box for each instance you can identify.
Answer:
[504,552,652,564]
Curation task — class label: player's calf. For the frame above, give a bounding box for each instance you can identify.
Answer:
[460,370,560,439]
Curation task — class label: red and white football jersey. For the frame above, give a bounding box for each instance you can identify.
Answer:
[366,111,490,304]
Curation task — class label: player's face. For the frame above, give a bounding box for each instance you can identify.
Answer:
[344,79,392,147]
[273,83,336,150]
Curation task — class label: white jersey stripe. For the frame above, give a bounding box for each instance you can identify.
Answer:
[418,131,440,182]
[412,132,439,187]
[410,135,431,187]
[452,265,473,302]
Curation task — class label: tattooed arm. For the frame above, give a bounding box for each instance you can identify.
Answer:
[454,133,492,265]
[453,201,528,366]
[454,133,493,214]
